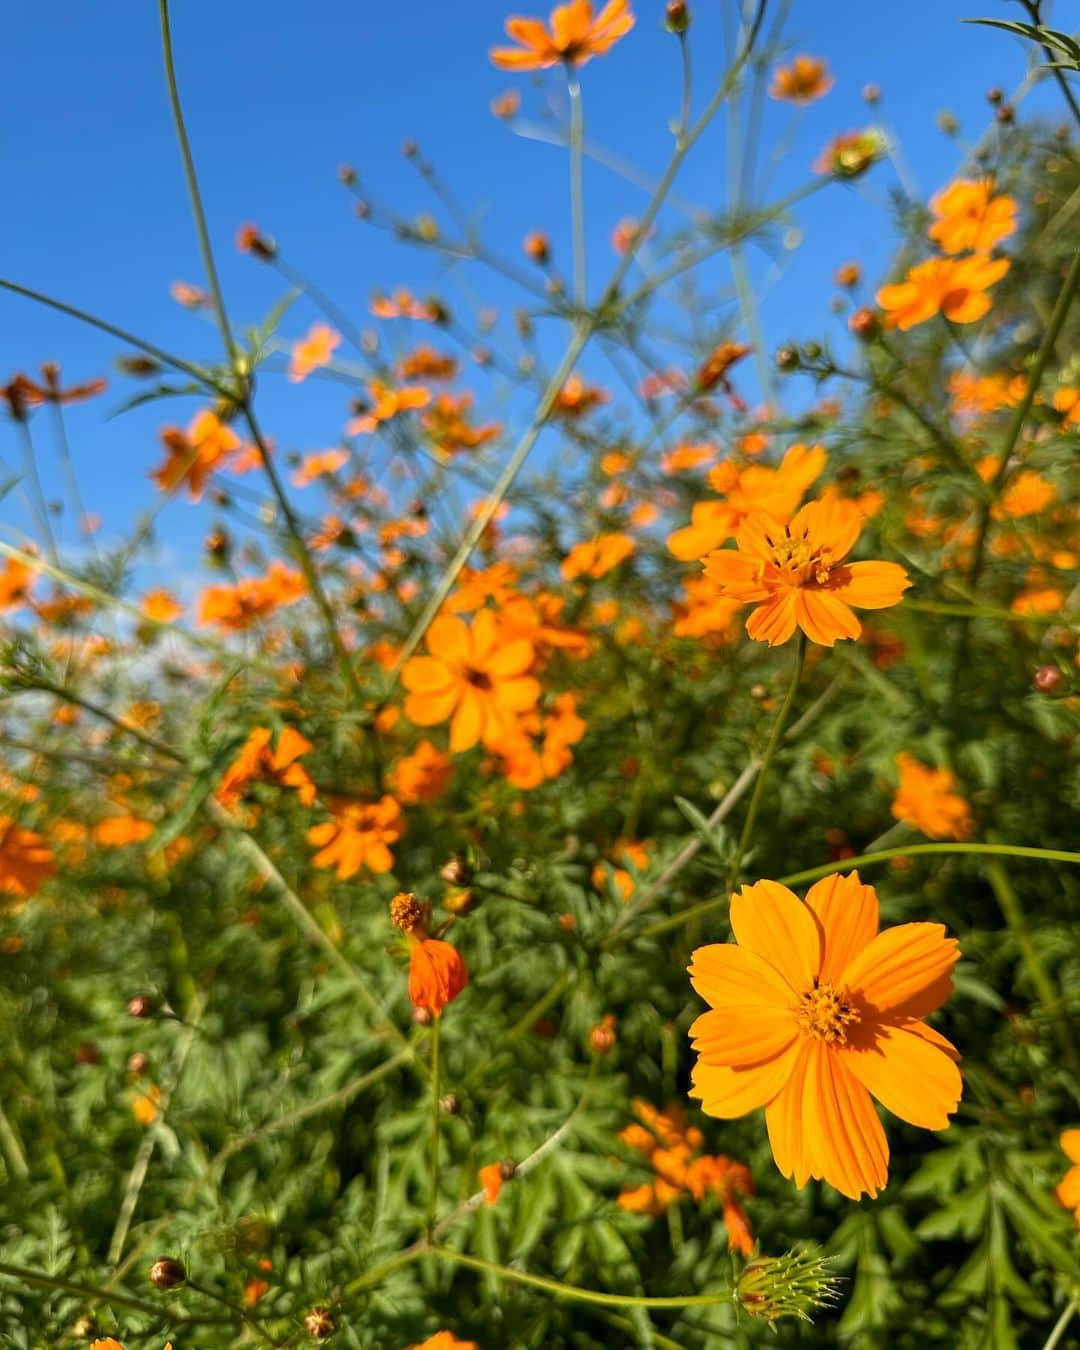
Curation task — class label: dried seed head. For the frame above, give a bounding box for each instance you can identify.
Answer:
[305,1306,337,1339]
[389,891,424,934]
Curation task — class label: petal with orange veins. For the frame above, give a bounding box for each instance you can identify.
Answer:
[426,613,472,665]
[401,656,456,693]
[746,590,799,645]
[840,921,960,1018]
[840,1020,962,1130]
[796,589,861,645]
[805,871,879,983]
[689,1006,798,1067]
[690,1037,801,1119]
[826,560,911,610]
[767,1041,889,1199]
[688,941,801,1010]
[730,880,820,993]
[449,687,484,752]
[404,684,460,727]
[486,637,535,678]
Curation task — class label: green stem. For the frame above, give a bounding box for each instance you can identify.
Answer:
[427,1014,442,1235]
[0,1260,231,1325]
[984,860,1079,1074]
[567,68,586,308]
[15,421,58,566]
[429,1247,735,1310]
[638,843,1080,942]
[187,1279,280,1348]
[1043,1298,1078,1350]
[968,244,1080,587]
[158,0,237,367]
[728,634,805,888]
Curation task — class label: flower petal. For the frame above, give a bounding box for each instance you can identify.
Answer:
[826,560,911,610]
[840,922,960,1018]
[796,589,861,645]
[746,590,799,645]
[804,871,879,984]
[689,1006,798,1067]
[449,687,484,752]
[730,880,821,993]
[401,656,456,693]
[426,614,471,664]
[690,1037,801,1118]
[486,638,535,678]
[688,941,800,1011]
[840,1020,962,1129]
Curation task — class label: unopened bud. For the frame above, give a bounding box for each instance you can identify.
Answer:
[589,1014,617,1055]
[737,1250,840,1324]
[443,887,476,916]
[440,1093,460,1115]
[996,104,1015,125]
[775,345,800,372]
[848,307,880,340]
[664,1,690,34]
[1033,664,1063,694]
[337,164,357,186]
[127,994,156,1019]
[440,856,473,887]
[862,82,881,104]
[987,86,1004,105]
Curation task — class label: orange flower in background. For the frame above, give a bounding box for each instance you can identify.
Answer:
[291,449,349,487]
[422,392,502,456]
[876,255,1010,330]
[928,179,1017,255]
[668,443,826,562]
[490,0,634,70]
[141,588,184,623]
[689,872,962,1200]
[994,470,1056,519]
[1052,385,1080,426]
[672,576,742,640]
[661,442,715,475]
[390,739,454,805]
[891,753,972,840]
[307,796,403,879]
[814,127,887,178]
[371,288,436,320]
[94,815,154,847]
[151,409,241,501]
[553,373,609,418]
[391,892,469,1017]
[593,838,649,900]
[479,1162,505,1205]
[288,323,341,382]
[1056,1130,1080,1225]
[702,496,911,646]
[0,556,34,611]
[410,1334,478,1350]
[561,532,635,580]
[402,610,540,753]
[348,381,432,435]
[0,818,55,897]
[398,345,459,382]
[197,563,306,631]
[217,726,316,810]
[132,1081,163,1126]
[769,54,833,103]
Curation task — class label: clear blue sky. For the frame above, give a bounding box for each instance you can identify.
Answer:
[0,0,1070,580]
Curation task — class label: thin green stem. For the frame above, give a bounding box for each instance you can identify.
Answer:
[1043,1298,1078,1350]
[427,1014,442,1235]
[677,32,693,143]
[639,843,1080,942]
[158,0,237,367]
[14,421,58,565]
[968,244,1080,587]
[728,635,805,888]
[0,1260,232,1325]
[187,1279,281,1347]
[567,68,586,308]
[985,860,1079,1074]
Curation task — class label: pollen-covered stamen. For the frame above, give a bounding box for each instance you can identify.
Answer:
[796,982,860,1044]
[761,525,835,587]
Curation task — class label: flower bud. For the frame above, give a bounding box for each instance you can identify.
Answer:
[305,1306,337,1339]
[440,856,473,887]
[440,1093,460,1115]
[775,345,800,372]
[986,86,1003,105]
[862,82,881,104]
[848,306,880,340]
[127,994,156,1019]
[524,231,550,264]
[149,1256,187,1290]
[116,355,163,377]
[589,1013,617,1055]
[443,887,476,916]
[74,1042,101,1066]
[664,1,690,34]
[337,163,357,185]
[996,104,1015,125]
[1033,664,1063,693]
[736,1250,840,1324]
[235,224,276,261]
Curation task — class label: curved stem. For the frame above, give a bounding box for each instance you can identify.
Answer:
[0,1260,232,1325]
[1043,1298,1078,1350]
[567,68,586,308]
[427,1014,442,1235]
[728,634,805,887]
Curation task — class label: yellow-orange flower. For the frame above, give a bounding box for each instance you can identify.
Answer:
[891,753,972,840]
[410,1334,478,1350]
[288,323,341,382]
[561,532,635,580]
[141,588,184,623]
[0,556,34,612]
[702,497,910,646]
[306,796,403,878]
[197,563,306,631]
[928,179,1017,255]
[390,739,454,805]
[292,449,350,487]
[994,470,1056,519]
[402,610,540,753]
[689,872,962,1200]
[409,938,469,1016]
[769,55,833,104]
[151,410,240,501]
[217,726,316,810]
[876,255,1010,330]
[490,0,634,70]
[479,1161,505,1205]
[94,815,154,847]
[0,818,55,897]
[1055,1130,1080,1225]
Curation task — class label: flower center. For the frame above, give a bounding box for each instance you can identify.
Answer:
[464,666,493,691]
[762,525,834,587]
[796,983,860,1044]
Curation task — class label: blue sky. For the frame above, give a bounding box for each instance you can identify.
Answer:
[0,0,1068,580]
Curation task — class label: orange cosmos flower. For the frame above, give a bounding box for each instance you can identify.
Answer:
[422,392,502,456]
[94,815,154,847]
[291,449,350,487]
[689,872,962,1200]
[553,373,609,418]
[770,55,834,103]
[814,127,887,178]
[1052,386,1080,426]
[0,818,55,897]
[994,470,1056,519]
[402,610,540,753]
[928,179,1017,255]
[669,443,826,562]
[141,588,183,623]
[217,726,316,810]
[876,255,1010,330]
[307,796,403,879]
[390,739,454,805]
[151,410,241,501]
[371,288,436,320]
[561,531,635,580]
[702,496,910,646]
[891,754,973,840]
[490,0,634,70]
[348,381,432,435]
[0,556,34,611]
[391,893,469,1017]
[479,1162,506,1205]
[398,345,458,381]
[672,576,742,641]
[170,280,209,308]
[197,562,306,631]
[288,323,341,382]
[410,1334,478,1350]
[1055,1130,1080,1225]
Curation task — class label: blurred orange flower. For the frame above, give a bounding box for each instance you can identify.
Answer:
[1056,1130,1080,1225]
[390,739,454,805]
[891,753,972,840]
[217,726,316,810]
[0,556,34,612]
[490,0,634,70]
[307,796,403,878]
[198,563,306,631]
[561,532,634,580]
[928,179,1017,255]
[0,818,55,897]
[151,409,241,501]
[292,449,350,487]
[288,323,341,382]
[876,255,1010,330]
[770,54,833,103]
